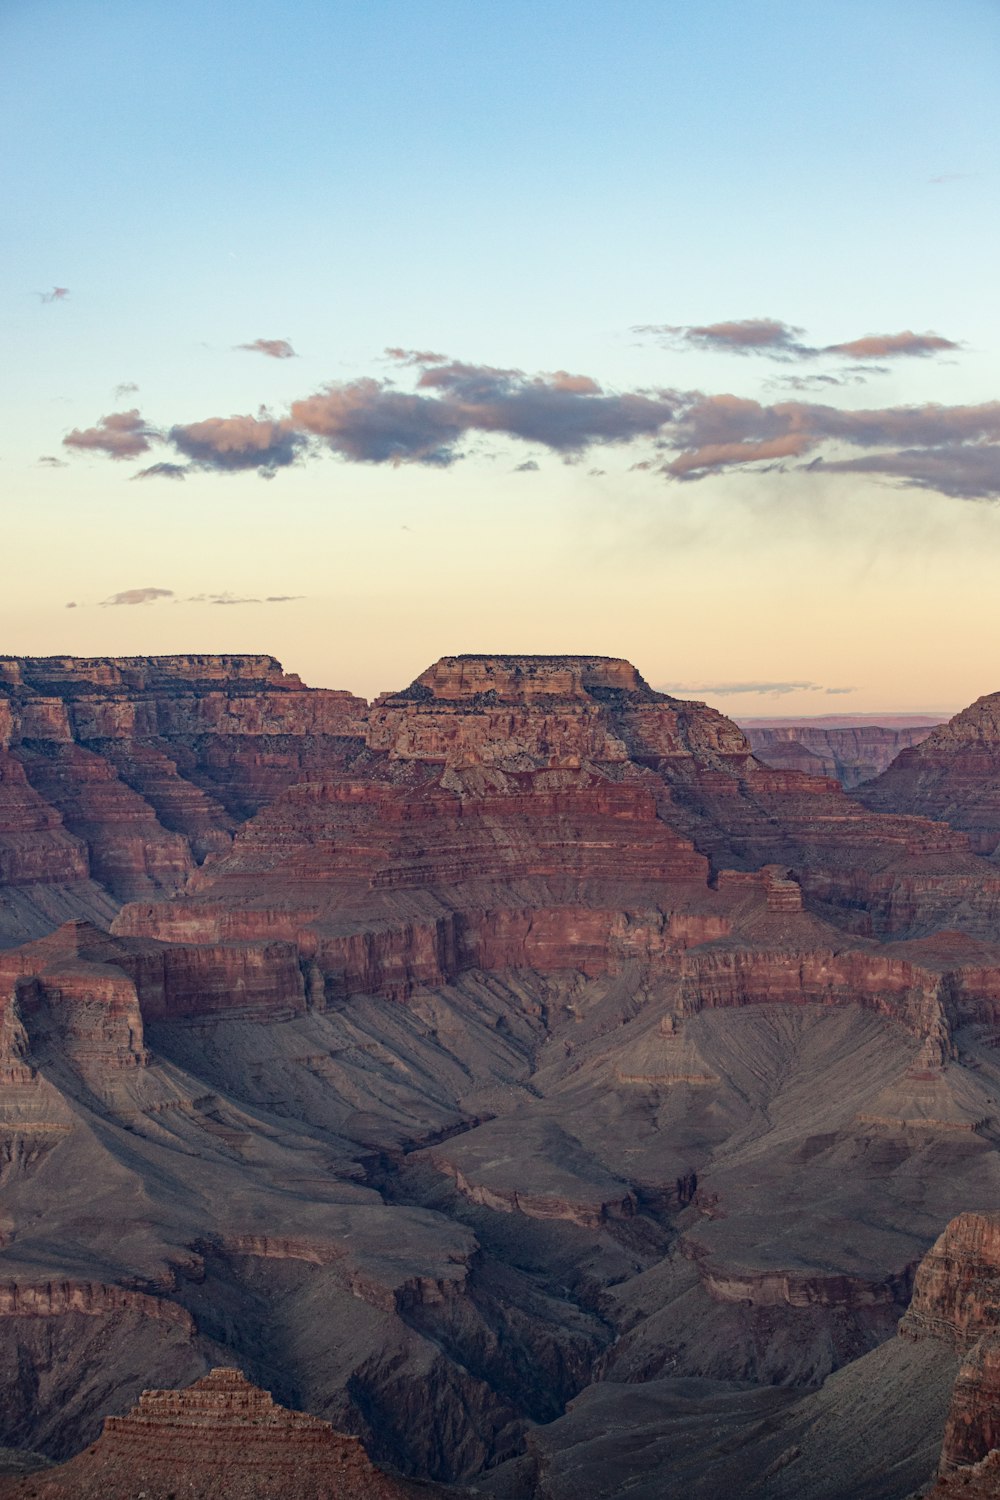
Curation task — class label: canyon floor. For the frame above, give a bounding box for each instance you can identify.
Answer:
[3,653,1000,1497]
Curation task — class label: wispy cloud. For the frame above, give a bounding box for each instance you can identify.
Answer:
[236,338,297,360]
[635,318,960,363]
[384,347,449,366]
[87,586,303,608]
[825,332,960,360]
[186,591,303,605]
[636,319,814,360]
[132,462,188,480]
[38,454,68,467]
[64,409,154,460]
[819,444,1000,500]
[101,586,174,607]
[39,286,69,304]
[661,680,850,697]
[114,381,139,400]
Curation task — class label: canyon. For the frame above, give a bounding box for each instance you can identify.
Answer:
[2,652,1000,1496]
[744,721,942,788]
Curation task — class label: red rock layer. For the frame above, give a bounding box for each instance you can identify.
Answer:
[14,744,194,899]
[0,655,368,923]
[0,753,88,886]
[0,921,307,1076]
[0,1367,422,1500]
[861,693,1000,856]
[0,1281,192,1330]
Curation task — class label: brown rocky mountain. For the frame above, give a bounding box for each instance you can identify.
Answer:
[745,722,941,788]
[3,652,1000,1497]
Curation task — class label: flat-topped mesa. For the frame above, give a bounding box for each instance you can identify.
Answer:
[0,654,366,746]
[0,653,301,695]
[395,654,659,704]
[366,653,755,770]
[0,1367,422,1500]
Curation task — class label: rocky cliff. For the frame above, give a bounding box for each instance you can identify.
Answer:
[0,654,366,944]
[861,693,1000,856]
[900,1212,1000,1485]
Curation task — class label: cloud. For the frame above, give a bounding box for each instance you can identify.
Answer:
[285,360,677,467]
[78,587,300,609]
[169,413,304,472]
[63,409,154,460]
[236,338,297,360]
[825,686,856,695]
[662,680,830,697]
[660,394,1000,492]
[185,591,304,605]
[100,587,174,607]
[59,348,1000,501]
[513,460,539,472]
[825,331,960,360]
[635,318,960,363]
[635,319,813,359]
[114,381,139,399]
[65,601,77,609]
[132,462,188,480]
[384,347,449,366]
[39,287,69,303]
[819,444,1000,500]
[38,454,68,467]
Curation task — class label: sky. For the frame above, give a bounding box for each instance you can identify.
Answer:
[3,0,999,713]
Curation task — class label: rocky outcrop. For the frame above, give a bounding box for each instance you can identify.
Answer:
[746,723,940,788]
[0,1367,425,1499]
[0,1281,192,1330]
[0,921,309,1078]
[939,1333,1000,1473]
[898,1214,1000,1485]
[901,1213,1000,1350]
[861,693,1000,855]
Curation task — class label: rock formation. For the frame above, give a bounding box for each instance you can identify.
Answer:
[0,1367,427,1499]
[0,654,366,945]
[746,722,940,788]
[4,653,1000,1497]
[861,693,1000,856]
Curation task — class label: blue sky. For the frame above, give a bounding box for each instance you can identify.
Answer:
[3,1,999,708]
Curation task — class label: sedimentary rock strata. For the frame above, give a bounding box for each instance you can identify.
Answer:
[746,722,940,788]
[4,653,1000,1496]
[0,1367,426,1499]
[0,654,367,940]
[861,693,1000,856]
